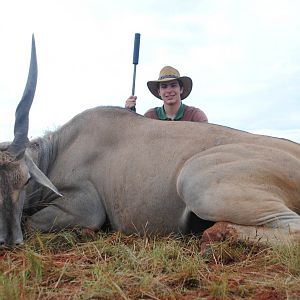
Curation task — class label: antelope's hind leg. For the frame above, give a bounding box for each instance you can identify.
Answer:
[177,147,300,247]
[199,220,300,252]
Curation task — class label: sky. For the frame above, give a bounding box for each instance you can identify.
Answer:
[1,0,300,143]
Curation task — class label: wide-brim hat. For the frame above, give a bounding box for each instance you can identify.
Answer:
[147,66,193,100]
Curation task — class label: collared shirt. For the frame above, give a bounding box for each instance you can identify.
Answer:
[144,103,208,122]
[155,102,186,120]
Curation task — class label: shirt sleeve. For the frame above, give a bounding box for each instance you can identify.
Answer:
[144,108,158,119]
[192,108,208,122]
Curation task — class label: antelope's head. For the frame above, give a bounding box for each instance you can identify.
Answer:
[0,36,60,247]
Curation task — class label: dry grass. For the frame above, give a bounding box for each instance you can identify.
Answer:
[0,231,299,299]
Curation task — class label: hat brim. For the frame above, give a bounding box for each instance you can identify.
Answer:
[147,76,193,100]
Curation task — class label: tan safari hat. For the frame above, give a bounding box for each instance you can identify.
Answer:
[147,66,193,100]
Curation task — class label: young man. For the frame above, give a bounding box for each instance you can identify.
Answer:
[125,66,208,122]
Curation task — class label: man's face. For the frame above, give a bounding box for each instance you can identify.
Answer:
[158,80,183,105]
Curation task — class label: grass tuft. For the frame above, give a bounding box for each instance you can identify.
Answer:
[271,242,300,275]
[0,231,299,299]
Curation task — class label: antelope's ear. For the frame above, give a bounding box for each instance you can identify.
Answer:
[24,154,62,197]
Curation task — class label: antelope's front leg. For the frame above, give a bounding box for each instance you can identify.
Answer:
[26,188,106,233]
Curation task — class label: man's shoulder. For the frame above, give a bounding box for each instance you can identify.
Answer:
[144,108,158,119]
[183,104,208,122]
[184,104,201,112]
[144,107,156,114]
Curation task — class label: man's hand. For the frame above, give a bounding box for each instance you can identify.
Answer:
[125,95,137,110]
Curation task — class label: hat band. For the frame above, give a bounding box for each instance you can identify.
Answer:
[158,74,179,80]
